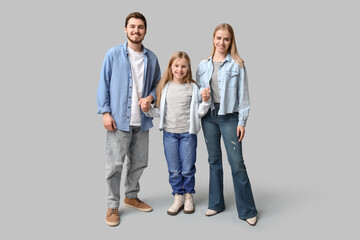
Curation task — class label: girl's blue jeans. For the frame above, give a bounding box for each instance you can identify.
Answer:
[163,131,197,195]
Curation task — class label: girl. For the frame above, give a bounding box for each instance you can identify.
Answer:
[196,23,258,225]
[142,51,210,215]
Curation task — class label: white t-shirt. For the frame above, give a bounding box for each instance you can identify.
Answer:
[128,46,144,126]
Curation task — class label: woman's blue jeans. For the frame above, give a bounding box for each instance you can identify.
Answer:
[163,131,197,195]
[201,108,258,219]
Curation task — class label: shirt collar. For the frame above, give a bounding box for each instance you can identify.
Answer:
[124,41,147,55]
[207,53,232,63]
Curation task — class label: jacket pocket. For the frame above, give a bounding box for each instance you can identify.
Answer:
[224,71,239,88]
[197,69,208,87]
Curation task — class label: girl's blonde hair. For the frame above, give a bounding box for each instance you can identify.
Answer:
[155,51,197,107]
[209,23,244,67]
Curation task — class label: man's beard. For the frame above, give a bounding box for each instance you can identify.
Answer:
[127,34,143,44]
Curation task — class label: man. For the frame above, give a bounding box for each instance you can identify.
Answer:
[97,12,161,227]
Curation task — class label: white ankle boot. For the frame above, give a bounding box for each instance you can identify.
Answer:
[167,194,184,215]
[184,193,195,214]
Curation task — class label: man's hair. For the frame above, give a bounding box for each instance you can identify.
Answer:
[125,12,147,30]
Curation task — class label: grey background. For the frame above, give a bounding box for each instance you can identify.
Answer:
[1,0,359,239]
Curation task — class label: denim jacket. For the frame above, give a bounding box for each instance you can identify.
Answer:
[97,41,161,131]
[144,82,210,134]
[196,53,250,126]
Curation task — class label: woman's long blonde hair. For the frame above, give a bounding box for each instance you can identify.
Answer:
[209,23,244,67]
[155,51,197,107]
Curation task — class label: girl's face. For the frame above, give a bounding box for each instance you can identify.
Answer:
[171,57,189,82]
[213,29,231,55]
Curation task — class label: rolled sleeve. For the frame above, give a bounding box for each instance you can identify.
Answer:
[237,65,250,126]
[97,50,113,114]
[196,66,206,102]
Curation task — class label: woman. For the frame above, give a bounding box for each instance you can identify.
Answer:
[196,23,258,226]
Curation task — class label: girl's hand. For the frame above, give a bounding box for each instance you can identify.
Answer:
[237,126,245,142]
[201,87,210,102]
[139,95,153,112]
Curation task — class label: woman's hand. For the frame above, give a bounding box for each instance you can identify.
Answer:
[237,126,245,142]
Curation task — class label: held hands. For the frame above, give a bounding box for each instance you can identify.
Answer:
[139,95,154,112]
[237,126,245,142]
[201,87,210,102]
[103,113,117,131]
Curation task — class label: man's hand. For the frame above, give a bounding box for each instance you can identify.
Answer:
[237,126,245,142]
[139,95,154,112]
[103,113,117,131]
[201,87,210,102]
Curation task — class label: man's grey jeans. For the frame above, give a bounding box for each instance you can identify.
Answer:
[105,126,149,209]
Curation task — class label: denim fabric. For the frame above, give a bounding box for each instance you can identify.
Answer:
[201,106,258,219]
[105,127,149,208]
[97,41,161,131]
[196,53,250,126]
[163,131,197,195]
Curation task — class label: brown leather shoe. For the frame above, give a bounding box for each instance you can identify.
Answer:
[124,198,153,212]
[105,208,119,226]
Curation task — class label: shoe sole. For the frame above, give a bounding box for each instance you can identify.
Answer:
[242,217,257,226]
[245,220,257,226]
[105,220,119,227]
[167,205,184,216]
[124,203,153,212]
[205,211,218,217]
[183,207,195,214]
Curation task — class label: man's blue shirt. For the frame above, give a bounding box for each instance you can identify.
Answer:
[97,41,161,131]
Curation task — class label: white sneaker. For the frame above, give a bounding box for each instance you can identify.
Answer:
[167,194,184,215]
[183,193,195,214]
[205,209,218,216]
